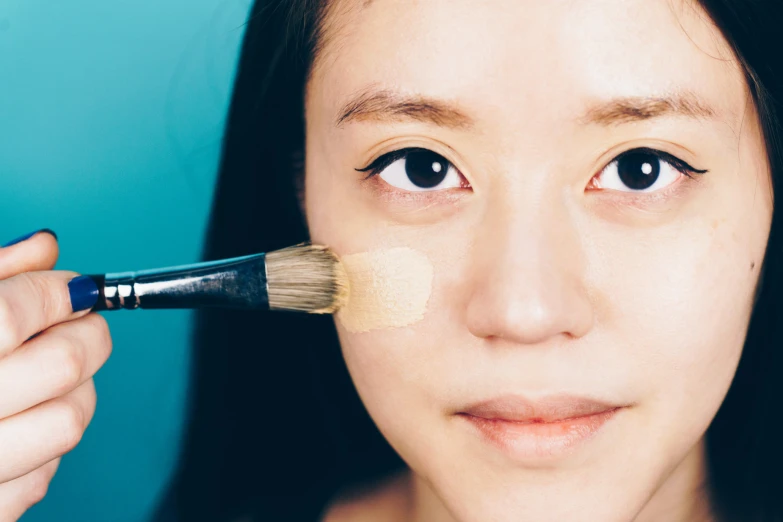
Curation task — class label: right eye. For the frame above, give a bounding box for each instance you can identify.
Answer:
[357,147,469,192]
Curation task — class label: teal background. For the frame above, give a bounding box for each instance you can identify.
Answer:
[0,1,250,520]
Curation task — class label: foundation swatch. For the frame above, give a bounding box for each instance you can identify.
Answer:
[337,247,433,333]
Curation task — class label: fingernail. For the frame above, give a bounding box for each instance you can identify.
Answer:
[2,228,58,248]
[68,275,100,313]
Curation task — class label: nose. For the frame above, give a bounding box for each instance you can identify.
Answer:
[465,190,594,345]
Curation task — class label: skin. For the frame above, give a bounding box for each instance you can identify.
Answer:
[304,1,773,521]
[0,232,111,521]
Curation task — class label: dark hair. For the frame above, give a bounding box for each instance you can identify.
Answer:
[158,1,783,521]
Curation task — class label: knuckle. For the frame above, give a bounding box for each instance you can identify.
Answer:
[50,401,85,455]
[82,381,97,415]
[0,297,19,349]
[25,468,52,507]
[16,274,47,316]
[47,338,83,396]
[85,314,113,358]
[33,274,64,323]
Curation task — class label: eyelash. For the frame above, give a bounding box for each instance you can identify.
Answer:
[355,147,426,178]
[616,147,708,178]
[355,146,707,185]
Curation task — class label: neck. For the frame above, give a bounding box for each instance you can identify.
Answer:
[409,474,455,522]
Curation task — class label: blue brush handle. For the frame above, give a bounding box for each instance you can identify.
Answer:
[87,253,268,311]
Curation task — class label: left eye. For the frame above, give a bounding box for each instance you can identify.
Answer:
[360,148,464,192]
[594,148,705,193]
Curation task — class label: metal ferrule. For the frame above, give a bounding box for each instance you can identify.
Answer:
[90,253,269,311]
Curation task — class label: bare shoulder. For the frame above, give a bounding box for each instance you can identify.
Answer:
[320,470,412,522]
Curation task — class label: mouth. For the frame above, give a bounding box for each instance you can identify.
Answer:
[456,394,627,462]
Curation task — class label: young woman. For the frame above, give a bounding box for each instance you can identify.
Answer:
[0,0,780,521]
[157,0,783,520]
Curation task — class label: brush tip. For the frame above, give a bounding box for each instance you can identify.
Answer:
[265,243,348,314]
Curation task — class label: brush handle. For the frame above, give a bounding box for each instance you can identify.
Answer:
[88,253,268,311]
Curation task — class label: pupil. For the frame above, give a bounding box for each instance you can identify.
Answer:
[617,152,660,190]
[405,149,449,188]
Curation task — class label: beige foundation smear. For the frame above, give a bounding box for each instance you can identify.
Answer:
[336,247,433,333]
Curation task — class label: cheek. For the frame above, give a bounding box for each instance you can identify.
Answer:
[590,209,767,445]
[336,328,425,407]
[333,245,467,397]
[331,238,474,455]
[332,307,441,464]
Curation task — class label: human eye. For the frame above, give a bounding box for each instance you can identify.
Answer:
[356,147,470,192]
[589,147,708,193]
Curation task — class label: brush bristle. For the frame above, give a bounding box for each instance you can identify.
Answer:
[266,243,349,314]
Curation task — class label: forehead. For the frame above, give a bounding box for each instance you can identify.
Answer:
[309,0,746,130]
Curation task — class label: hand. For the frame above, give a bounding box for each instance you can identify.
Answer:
[0,230,112,521]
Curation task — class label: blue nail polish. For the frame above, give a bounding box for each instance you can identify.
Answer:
[2,228,57,248]
[68,276,100,312]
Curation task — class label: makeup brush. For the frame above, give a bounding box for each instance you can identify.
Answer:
[87,243,349,314]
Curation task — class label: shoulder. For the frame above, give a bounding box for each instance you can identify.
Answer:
[320,470,412,522]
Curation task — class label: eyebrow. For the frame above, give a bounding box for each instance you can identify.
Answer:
[335,88,719,129]
[335,88,474,129]
[579,92,718,126]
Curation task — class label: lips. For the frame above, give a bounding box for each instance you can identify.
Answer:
[460,394,620,423]
[456,394,626,461]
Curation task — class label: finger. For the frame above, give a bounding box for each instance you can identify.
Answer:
[0,314,111,418]
[0,271,100,358]
[0,458,60,522]
[0,231,59,280]
[0,379,96,484]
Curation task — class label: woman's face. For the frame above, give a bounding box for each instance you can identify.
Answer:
[304,0,772,520]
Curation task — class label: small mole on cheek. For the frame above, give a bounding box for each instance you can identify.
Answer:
[751,261,756,271]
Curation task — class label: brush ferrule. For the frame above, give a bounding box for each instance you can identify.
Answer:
[91,253,269,311]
